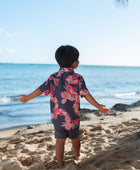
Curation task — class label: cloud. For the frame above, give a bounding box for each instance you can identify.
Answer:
[0,48,16,54]
[0,28,26,37]
[0,28,5,32]
[5,48,16,53]
[5,32,26,38]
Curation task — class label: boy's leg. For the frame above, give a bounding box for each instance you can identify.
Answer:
[71,136,80,160]
[55,138,66,167]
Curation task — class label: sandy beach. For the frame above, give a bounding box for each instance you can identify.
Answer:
[1,104,140,170]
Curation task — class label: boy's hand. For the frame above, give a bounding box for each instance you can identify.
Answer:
[19,95,29,104]
[19,88,42,104]
[98,104,110,114]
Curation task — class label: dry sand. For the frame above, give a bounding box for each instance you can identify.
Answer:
[0,107,140,170]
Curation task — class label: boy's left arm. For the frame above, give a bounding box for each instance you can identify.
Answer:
[84,93,110,114]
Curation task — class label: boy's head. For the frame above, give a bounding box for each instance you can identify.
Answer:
[55,45,79,68]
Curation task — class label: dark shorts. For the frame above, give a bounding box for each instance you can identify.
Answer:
[54,125,79,139]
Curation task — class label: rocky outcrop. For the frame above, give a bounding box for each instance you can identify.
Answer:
[111,104,129,111]
[111,100,140,111]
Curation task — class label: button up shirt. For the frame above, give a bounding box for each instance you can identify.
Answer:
[39,68,89,130]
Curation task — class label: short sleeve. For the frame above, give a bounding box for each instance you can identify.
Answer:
[39,78,50,96]
[79,75,89,97]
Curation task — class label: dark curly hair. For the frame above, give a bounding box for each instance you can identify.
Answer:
[55,45,79,68]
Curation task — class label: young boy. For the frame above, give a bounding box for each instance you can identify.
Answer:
[19,45,110,167]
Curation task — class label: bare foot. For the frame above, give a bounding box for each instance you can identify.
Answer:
[75,153,87,163]
[57,162,64,168]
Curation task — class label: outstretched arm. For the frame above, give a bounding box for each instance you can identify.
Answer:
[84,93,110,114]
[19,88,42,104]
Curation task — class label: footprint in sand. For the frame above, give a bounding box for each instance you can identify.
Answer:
[88,132,96,137]
[0,142,8,152]
[21,144,37,154]
[122,121,135,126]
[89,125,104,132]
[47,143,55,151]
[26,136,52,144]
[8,136,25,144]
[65,150,74,156]
[18,155,36,166]
[94,146,104,152]
[94,137,106,143]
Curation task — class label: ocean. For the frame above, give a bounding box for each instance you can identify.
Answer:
[0,63,140,129]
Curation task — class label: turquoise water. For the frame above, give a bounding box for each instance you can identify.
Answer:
[0,63,140,129]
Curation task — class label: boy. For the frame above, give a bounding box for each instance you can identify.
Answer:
[19,45,110,167]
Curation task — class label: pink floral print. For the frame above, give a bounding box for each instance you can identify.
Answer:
[61,91,75,104]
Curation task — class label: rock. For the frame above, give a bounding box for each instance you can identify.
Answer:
[80,108,96,120]
[111,103,128,111]
[80,108,96,113]
[130,100,140,107]
[27,126,34,129]
[14,130,21,135]
[80,113,90,121]
[111,100,140,112]
[107,111,117,116]
[94,110,103,117]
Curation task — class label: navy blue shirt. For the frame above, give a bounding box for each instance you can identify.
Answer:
[39,68,89,130]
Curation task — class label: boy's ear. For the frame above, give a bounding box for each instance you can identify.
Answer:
[71,61,76,67]
[71,61,79,68]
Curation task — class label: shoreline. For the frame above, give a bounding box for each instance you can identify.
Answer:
[0,100,140,135]
[0,100,140,139]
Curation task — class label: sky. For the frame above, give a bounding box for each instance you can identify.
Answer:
[0,0,140,66]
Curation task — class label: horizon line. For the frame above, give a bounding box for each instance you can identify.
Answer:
[0,62,140,68]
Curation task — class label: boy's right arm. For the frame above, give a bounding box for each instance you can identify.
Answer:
[19,88,42,104]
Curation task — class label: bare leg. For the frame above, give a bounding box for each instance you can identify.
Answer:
[71,137,80,160]
[55,138,66,167]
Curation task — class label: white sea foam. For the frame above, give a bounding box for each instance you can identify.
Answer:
[95,92,139,100]
[0,97,11,104]
[112,92,136,99]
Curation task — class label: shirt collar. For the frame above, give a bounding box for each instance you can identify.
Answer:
[59,67,74,73]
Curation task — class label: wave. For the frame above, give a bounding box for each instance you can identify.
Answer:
[96,91,140,100]
[0,95,47,105]
[111,92,137,99]
[0,96,20,104]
